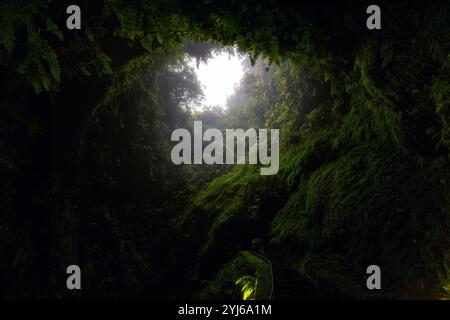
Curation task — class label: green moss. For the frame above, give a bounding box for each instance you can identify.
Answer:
[270,143,450,298]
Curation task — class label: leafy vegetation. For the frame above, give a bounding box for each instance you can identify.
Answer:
[195,251,271,300]
[0,0,449,299]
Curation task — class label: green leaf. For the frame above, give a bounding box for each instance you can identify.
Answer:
[140,34,153,52]
[46,18,63,41]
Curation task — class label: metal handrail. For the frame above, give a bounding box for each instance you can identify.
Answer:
[248,250,274,300]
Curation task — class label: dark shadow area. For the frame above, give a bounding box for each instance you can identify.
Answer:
[0,0,449,300]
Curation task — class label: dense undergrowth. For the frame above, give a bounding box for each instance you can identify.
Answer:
[0,1,449,299]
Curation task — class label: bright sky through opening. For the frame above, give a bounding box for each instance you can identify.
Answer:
[189,51,244,109]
